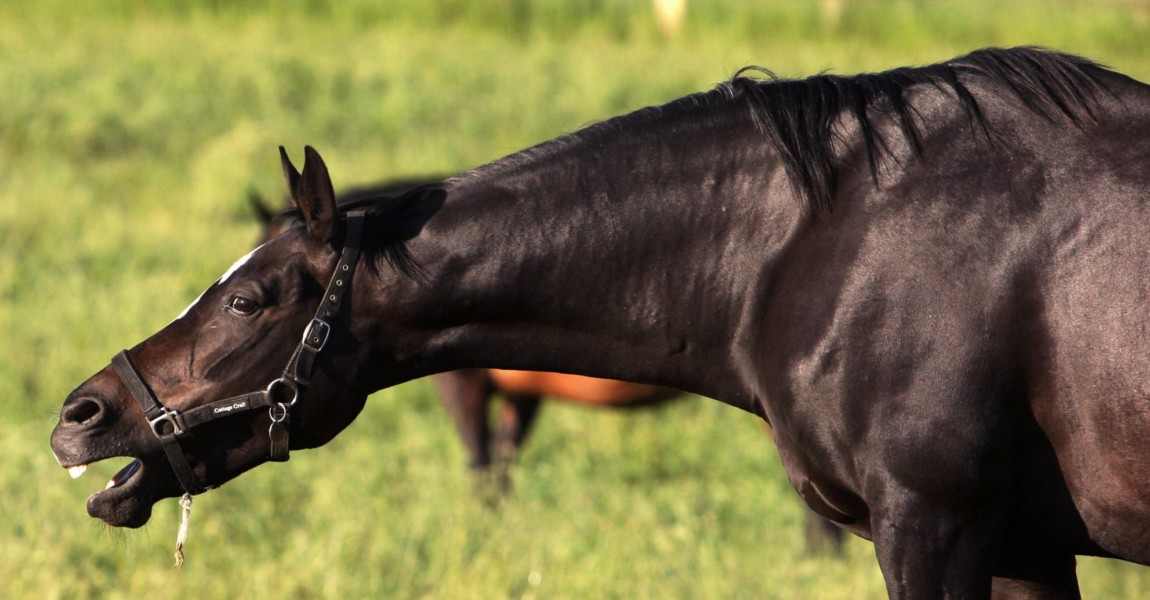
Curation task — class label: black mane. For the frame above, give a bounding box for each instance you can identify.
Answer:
[462,47,1111,214]
[275,182,445,282]
[726,46,1108,212]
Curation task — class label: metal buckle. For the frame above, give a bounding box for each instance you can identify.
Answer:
[301,318,331,353]
[148,407,188,439]
[266,377,300,406]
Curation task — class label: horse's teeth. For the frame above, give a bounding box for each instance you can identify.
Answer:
[68,465,87,479]
[105,479,116,490]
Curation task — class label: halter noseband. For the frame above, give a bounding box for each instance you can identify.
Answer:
[110,210,366,495]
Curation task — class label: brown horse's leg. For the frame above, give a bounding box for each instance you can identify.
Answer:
[803,513,845,555]
[497,394,543,457]
[492,394,543,492]
[432,369,495,469]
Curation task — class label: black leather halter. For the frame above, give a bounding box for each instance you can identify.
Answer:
[110,211,366,495]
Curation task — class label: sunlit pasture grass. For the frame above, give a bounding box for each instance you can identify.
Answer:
[4,1,1150,597]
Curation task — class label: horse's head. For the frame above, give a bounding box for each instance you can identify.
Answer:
[49,147,437,527]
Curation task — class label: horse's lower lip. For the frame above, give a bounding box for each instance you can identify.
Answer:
[85,461,156,528]
[85,458,157,528]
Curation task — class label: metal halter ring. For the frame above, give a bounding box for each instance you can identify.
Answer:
[268,402,290,423]
[266,377,300,407]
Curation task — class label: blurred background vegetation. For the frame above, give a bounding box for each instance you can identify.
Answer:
[3,1,1150,597]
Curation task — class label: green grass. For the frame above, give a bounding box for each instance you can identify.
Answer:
[5,1,1150,597]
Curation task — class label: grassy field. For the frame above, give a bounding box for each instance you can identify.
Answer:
[5,1,1150,597]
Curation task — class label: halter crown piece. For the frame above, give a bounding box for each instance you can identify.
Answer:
[110,210,367,496]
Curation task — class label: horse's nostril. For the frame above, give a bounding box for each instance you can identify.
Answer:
[62,397,105,426]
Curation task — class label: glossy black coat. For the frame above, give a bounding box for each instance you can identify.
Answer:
[52,47,1150,598]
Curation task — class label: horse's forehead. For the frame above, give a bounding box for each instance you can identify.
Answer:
[172,244,267,323]
[218,246,262,284]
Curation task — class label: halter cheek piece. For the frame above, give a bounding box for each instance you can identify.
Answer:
[110,211,366,496]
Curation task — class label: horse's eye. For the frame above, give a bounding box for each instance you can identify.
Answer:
[226,295,260,316]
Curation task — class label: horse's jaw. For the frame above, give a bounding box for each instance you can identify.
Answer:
[50,424,173,527]
[51,456,166,528]
[83,459,160,528]
[49,373,183,528]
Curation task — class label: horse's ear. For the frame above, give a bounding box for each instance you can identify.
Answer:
[279,146,302,198]
[279,145,337,243]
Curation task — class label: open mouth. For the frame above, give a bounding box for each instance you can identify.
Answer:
[61,457,158,527]
[67,457,144,495]
[105,459,143,490]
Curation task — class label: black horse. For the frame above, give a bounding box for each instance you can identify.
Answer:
[52,47,1150,597]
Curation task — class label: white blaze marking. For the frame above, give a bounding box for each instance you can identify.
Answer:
[172,245,264,323]
[218,246,261,284]
[173,289,209,323]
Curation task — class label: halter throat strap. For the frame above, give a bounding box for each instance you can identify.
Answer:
[110,210,367,496]
[282,211,366,389]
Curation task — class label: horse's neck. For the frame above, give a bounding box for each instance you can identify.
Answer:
[392,108,801,413]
